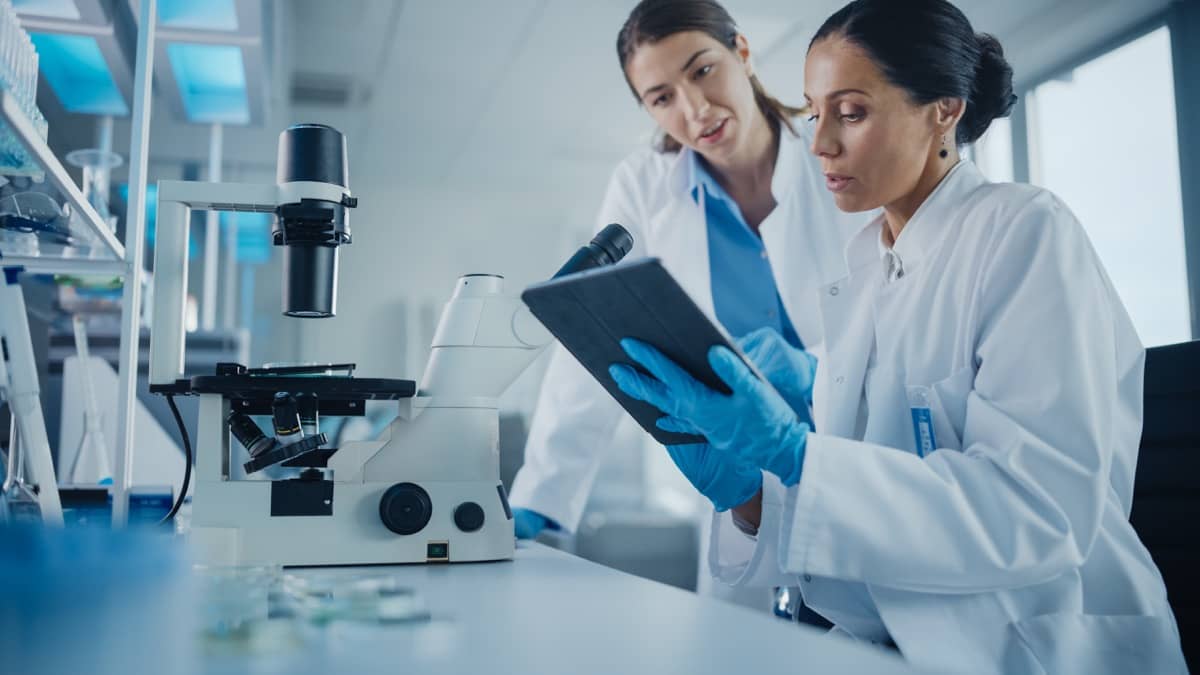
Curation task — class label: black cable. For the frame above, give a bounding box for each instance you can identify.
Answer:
[160,394,192,524]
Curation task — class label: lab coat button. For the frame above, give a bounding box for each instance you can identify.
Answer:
[829,286,839,296]
[803,574,813,583]
[835,376,845,384]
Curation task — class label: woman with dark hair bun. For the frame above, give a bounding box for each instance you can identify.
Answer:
[610,0,1187,671]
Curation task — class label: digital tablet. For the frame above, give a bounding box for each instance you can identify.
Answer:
[521,257,762,446]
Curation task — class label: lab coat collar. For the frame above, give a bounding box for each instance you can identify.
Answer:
[685,150,727,206]
[844,160,985,274]
[666,146,693,199]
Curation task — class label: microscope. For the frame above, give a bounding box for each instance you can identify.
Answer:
[148,124,631,566]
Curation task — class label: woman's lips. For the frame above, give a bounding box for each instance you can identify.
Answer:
[698,119,728,144]
[825,174,854,193]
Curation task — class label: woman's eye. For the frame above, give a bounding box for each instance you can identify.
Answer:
[839,111,864,122]
[652,93,671,107]
[695,64,713,79]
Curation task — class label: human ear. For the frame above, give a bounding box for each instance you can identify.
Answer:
[734,34,753,77]
[936,97,966,133]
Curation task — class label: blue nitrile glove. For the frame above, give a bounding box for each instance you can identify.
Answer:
[513,508,558,540]
[609,339,810,487]
[663,441,763,512]
[736,327,818,425]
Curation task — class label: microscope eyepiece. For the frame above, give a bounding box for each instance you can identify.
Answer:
[553,223,634,278]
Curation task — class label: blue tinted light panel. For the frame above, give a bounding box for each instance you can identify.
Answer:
[160,0,238,32]
[166,43,250,125]
[13,0,80,20]
[31,33,128,115]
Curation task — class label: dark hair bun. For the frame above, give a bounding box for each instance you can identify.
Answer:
[960,33,1017,144]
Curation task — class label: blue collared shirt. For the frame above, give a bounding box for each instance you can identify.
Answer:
[689,152,803,349]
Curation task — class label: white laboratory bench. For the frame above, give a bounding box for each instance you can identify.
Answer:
[199,541,925,675]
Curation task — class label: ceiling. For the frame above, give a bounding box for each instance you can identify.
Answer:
[41,0,1176,195]
[286,0,1173,191]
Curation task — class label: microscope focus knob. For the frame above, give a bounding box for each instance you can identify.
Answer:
[379,483,432,535]
[453,502,485,532]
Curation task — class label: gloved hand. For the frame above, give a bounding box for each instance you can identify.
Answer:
[513,507,558,540]
[736,327,817,425]
[609,339,810,487]
[663,441,763,512]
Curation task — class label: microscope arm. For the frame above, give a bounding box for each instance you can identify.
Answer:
[417,275,551,400]
[148,180,351,389]
[149,181,278,389]
[356,275,549,484]
[413,223,631,400]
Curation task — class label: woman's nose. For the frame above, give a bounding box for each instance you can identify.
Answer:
[681,87,710,119]
[810,118,839,158]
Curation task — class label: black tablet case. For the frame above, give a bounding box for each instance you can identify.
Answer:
[521,257,743,446]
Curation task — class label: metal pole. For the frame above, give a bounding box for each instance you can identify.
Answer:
[201,122,222,331]
[112,0,156,527]
[1009,95,1032,185]
[220,161,238,331]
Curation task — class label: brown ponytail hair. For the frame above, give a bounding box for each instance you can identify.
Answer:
[617,0,807,153]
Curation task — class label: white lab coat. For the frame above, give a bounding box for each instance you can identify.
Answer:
[509,122,863,536]
[710,161,1186,673]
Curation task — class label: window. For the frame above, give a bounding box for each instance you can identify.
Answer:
[971,116,1014,184]
[1027,26,1190,347]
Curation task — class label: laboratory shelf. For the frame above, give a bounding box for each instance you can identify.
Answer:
[0,89,127,275]
[0,254,125,276]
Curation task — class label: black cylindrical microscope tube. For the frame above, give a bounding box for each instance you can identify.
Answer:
[553,223,634,278]
[297,393,320,438]
[227,411,275,458]
[272,393,304,440]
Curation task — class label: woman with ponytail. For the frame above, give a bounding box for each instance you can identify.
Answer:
[610,0,1187,671]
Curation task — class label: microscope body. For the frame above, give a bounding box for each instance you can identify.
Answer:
[189,275,548,567]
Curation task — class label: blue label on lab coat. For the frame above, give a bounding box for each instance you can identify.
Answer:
[911,407,937,458]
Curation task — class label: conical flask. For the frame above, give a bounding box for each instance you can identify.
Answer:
[70,412,111,485]
[68,316,111,485]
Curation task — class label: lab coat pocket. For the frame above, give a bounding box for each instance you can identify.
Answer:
[905,366,973,454]
[1007,613,1186,675]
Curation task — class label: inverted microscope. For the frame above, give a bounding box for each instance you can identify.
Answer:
[148,124,631,566]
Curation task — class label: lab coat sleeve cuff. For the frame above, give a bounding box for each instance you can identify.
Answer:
[504,489,573,534]
[784,431,829,575]
[707,474,796,588]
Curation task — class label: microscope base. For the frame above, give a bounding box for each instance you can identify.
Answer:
[190,478,515,567]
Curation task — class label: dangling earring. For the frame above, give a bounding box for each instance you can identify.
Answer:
[939,135,949,159]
